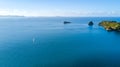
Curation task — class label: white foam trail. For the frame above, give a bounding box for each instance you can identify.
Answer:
[33,37,35,43]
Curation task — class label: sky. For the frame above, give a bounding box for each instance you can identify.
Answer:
[0,0,119,17]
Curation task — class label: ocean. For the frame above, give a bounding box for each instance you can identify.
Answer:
[0,17,120,67]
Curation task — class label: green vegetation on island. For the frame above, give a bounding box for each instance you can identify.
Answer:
[99,21,120,31]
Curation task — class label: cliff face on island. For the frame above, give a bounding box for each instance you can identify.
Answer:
[99,21,120,31]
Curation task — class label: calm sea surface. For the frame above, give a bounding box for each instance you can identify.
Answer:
[0,17,120,67]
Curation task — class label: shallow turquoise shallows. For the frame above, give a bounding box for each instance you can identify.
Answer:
[0,17,120,67]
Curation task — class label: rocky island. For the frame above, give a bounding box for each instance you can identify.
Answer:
[64,21,71,24]
[99,21,120,31]
[88,21,94,26]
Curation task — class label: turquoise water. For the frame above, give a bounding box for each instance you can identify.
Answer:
[0,17,120,67]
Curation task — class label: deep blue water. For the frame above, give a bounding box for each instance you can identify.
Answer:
[0,17,120,67]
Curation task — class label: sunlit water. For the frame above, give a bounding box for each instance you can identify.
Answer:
[0,17,120,67]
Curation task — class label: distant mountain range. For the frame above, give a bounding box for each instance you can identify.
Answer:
[0,15,25,18]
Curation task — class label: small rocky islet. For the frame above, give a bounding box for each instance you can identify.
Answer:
[64,21,71,24]
[88,21,94,26]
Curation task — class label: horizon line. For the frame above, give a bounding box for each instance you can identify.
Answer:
[0,15,120,18]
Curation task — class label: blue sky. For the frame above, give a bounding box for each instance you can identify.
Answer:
[0,0,119,16]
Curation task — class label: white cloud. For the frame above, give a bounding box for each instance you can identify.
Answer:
[0,9,27,16]
[0,9,120,17]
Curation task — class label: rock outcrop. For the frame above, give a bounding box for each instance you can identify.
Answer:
[64,21,71,24]
[88,21,94,26]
